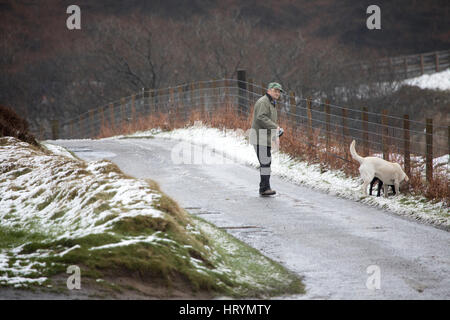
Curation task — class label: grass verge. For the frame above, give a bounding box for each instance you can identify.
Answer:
[0,136,304,298]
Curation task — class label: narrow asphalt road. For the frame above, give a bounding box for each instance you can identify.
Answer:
[52,137,450,300]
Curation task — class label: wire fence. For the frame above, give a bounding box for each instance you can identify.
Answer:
[344,49,450,81]
[41,74,449,182]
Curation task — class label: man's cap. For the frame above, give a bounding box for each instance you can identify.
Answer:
[268,82,284,92]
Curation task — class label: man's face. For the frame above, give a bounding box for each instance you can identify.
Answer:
[267,88,281,101]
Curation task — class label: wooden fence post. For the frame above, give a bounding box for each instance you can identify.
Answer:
[420,54,424,75]
[109,103,115,130]
[99,106,105,137]
[79,114,85,138]
[342,108,349,160]
[198,82,205,116]
[382,109,389,161]
[120,98,126,129]
[142,88,150,114]
[131,94,136,128]
[70,119,75,139]
[306,98,313,151]
[169,86,174,105]
[50,120,59,140]
[178,85,184,121]
[426,118,433,183]
[325,100,330,160]
[168,87,174,118]
[248,78,254,107]
[403,115,411,178]
[150,90,155,114]
[190,82,196,111]
[404,57,408,79]
[156,88,162,114]
[448,125,450,163]
[38,123,44,140]
[89,109,95,138]
[435,52,440,72]
[362,107,369,157]
[289,92,296,126]
[237,69,247,116]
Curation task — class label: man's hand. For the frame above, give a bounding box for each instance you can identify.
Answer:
[272,128,280,152]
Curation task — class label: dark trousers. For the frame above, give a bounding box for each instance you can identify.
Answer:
[253,144,272,192]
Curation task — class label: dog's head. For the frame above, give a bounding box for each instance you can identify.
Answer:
[394,163,409,183]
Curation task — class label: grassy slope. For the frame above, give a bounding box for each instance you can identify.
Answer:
[0,137,304,298]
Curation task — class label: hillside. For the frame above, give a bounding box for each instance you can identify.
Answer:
[0,0,448,138]
[1,0,448,57]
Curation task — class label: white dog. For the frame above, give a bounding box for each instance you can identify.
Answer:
[350,140,409,197]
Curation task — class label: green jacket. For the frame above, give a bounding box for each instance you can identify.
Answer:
[250,94,278,146]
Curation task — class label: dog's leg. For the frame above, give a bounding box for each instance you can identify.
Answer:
[377,180,383,197]
[362,179,370,196]
[369,178,376,196]
[383,184,389,198]
[393,182,399,196]
[359,167,373,196]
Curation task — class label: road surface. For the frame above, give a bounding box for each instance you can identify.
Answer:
[51,137,450,299]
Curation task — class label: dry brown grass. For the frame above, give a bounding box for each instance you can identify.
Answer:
[97,103,448,205]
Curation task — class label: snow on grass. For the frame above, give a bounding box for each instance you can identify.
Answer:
[335,68,450,100]
[88,232,175,251]
[148,124,448,229]
[41,142,78,160]
[402,69,450,91]
[0,137,164,240]
[0,136,304,297]
[0,137,190,288]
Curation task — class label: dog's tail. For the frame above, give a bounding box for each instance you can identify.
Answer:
[350,140,364,164]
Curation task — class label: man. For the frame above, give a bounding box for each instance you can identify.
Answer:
[250,82,283,196]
